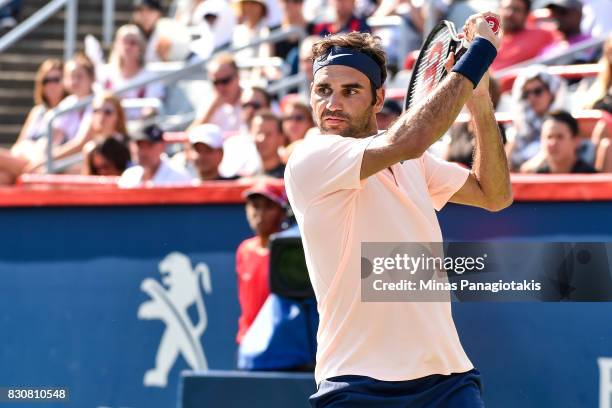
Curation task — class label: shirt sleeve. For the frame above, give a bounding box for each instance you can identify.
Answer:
[421,151,470,211]
[286,133,372,206]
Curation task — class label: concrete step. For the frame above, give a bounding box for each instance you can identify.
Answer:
[0,105,29,126]
[0,124,23,144]
[0,88,35,106]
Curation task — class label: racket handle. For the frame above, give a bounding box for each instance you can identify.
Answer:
[484,16,500,35]
[455,15,500,59]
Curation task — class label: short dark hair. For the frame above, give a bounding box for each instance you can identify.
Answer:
[251,86,272,108]
[88,137,131,175]
[252,109,282,134]
[311,32,387,104]
[518,0,532,11]
[545,110,579,137]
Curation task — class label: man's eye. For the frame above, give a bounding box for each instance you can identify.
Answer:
[317,87,331,96]
[345,88,358,96]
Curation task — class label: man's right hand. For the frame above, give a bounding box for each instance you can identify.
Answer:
[463,12,502,50]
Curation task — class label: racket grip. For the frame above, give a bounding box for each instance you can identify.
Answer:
[485,16,500,35]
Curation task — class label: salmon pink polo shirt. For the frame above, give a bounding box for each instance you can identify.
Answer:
[285,133,473,384]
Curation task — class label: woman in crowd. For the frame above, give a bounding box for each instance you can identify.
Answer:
[279,97,314,164]
[232,0,272,80]
[80,93,131,174]
[273,0,309,72]
[505,65,570,172]
[97,24,165,120]
[0,59,66,184]
[84,137,131,176]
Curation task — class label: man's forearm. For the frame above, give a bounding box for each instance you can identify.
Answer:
[386,73,473,160]
[468,97,512,207]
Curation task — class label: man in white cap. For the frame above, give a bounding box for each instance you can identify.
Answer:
[188,124,239,181]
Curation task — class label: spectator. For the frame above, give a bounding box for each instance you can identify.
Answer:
[235,178,287,343]
[297,36,319,96]
[81,94,130,174]
[187,124,239,181]
[585,33,612,110]
[0,0,20,30]
[274,0,309,64]
[506,65,569,170]
[190,1,237,58]
[310,0,371,36]
[445,79,506,168]
[531,110,597,173]
[376,99,402,130]
[251,110,286,178]
[232,0,272,62]
[279,97,314,163]
[0,59,66,184]
[132,0,164,61]
[53,54,96,146]
[537,0,598,64]
[220,86,273,177]
[190,53,243,133]
[132,0,190,62]
[98,24,165,120]
[491,0,556,72]
[22,54,97,174]
[84,137,132,176]
[118,124,192,187]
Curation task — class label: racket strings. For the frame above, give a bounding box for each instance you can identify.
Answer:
[407,30,452,108]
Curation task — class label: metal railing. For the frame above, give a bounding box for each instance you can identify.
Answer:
[494,36,605,79]
[0,0,77,60]
[43,26,307,173]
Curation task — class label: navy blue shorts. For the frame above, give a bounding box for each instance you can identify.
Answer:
[309,369,484,408]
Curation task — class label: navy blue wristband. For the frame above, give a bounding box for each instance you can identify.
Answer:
[451,37,497,88]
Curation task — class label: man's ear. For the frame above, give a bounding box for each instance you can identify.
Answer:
[374,87,386,113]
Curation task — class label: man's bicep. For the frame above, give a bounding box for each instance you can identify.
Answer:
[449,173,489,209]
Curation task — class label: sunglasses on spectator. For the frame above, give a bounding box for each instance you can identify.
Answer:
[283,0,303,3]
[42,76,62,85]
[283,114,306,122]
[521,86,546,100]
[93,107,115,116]
[242,101,263,110]
[212,75,235,87]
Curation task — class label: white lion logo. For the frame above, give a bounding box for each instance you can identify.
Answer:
[137,252,212,387]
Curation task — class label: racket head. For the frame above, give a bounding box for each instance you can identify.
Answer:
[404,20,461,112]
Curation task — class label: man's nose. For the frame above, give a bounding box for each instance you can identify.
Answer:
[326,92,343,111]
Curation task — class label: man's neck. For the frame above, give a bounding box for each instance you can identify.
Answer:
[200,169,220,181]
[262,155,282,171]
[333,14,352,31]
[549,155,576,173]
[143,160,162,181]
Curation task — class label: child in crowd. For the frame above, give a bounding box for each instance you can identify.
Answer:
[235,178,287,344]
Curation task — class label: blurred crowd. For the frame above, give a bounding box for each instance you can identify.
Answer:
[0,0,610,189]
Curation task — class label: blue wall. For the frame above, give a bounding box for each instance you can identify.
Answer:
[1,201,611,407]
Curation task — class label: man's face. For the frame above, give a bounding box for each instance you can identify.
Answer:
[245,195,284,238]
[252,117,283,160]
[331,0,355,21]
[191,143,223,180]
[499,0,528,33]
[132,6,160,34]
[208,62,240,101]
[136,140,164,169]
[541,119,577,163]
[549,6,582,36]
[311,65,383,138]
[240,89,269,126]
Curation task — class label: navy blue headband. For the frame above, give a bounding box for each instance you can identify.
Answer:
[313,46,383,89]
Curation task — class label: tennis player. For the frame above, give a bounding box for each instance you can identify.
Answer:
[284,12,511,408]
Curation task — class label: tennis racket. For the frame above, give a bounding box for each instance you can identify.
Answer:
[404,16,500,111]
